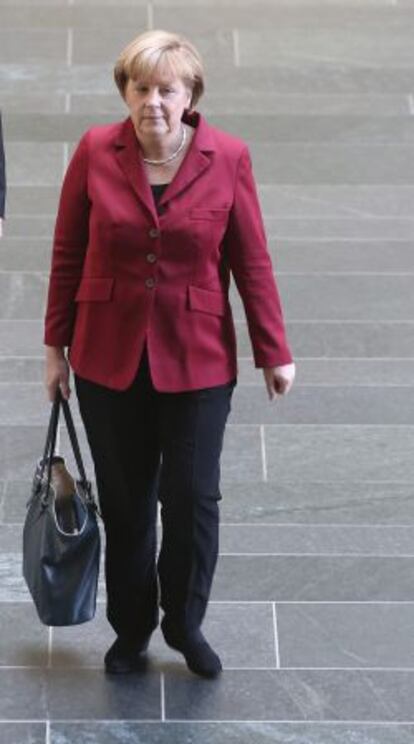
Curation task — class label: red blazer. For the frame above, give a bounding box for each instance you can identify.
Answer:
[44,110,293,392]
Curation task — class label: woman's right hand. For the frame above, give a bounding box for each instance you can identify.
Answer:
[45,346,71,402]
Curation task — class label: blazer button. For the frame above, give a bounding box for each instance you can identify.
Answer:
[146,253,157,263]
[149,228,160,238]
[145,277,156,288]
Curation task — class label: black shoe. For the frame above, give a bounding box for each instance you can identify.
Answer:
[161,619,222,679]
[104,635,151,674]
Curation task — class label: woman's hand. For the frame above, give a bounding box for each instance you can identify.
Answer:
[45,346,71,402]
[263,362,296,402]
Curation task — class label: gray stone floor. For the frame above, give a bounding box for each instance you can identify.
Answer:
[1,0,414,741]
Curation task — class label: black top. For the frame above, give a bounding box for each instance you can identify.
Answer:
[151,183,168,213]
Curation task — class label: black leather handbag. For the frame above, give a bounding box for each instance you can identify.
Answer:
[23,388,101,626]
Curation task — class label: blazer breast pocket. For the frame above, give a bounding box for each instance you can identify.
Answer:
[189,207,231,249]
[189,207,230,222]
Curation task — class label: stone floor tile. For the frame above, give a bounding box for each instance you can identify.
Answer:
[6,143,63,186]
[0,92,66,113]
[47,721,414,744]
[277,603,414,668]
[0,321,43,356]
[0,274,49,320]
[0,602,48,667]
[283,320,414,358]
[154,3,413,32]
[265,217,414,240]
[0,64,114,96]
[211,554,414,601]
[0,217,54,238]
[7,186,59,214]
[71,93,124,113]
[219,523,414,555]
[0,358,44,384]
[0,242,50,271]
[186,481,414,525]
[0,723,46,744]
[259,185,414,218]
[0,30,67,64]
[0,554,31,601]
[201,93,410,115]
[264,425,414,481]
[0,525,23,552]
[277,275,414,321]
[207,114,414,144]
[0,668,160,720]
[48,668,160,720]
[238,24,414,68]
[0,425,50,479]
[72,29,234,66]
[231,386,414,425]
[248,143,414,184]
[5,112,115,141]
[164,668,414,721]
[272,241,414,273]
[0,5,147,28]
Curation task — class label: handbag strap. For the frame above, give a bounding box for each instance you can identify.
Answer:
[37,391,61,501]
[39,389,95,507]
[41,390,60,472]
[60,395,88,485]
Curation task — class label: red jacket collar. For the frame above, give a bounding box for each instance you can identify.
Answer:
[114,110,215,220]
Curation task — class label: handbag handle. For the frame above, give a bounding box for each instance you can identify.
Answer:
[38,388,95,507]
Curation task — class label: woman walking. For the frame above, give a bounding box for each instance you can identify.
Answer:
[44,29,295,679]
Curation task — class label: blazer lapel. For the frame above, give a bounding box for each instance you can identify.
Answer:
[114,111,216,216]
[158,109,216,207]
[114,117,156,221]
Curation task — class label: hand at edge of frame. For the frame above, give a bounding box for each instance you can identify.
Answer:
[262,362,296,402]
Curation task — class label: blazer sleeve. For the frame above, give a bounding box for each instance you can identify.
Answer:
[0,114,6,219]
[43,132,90,347]
[224,145,293,368]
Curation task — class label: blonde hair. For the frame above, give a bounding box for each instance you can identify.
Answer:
[114,29,205,109]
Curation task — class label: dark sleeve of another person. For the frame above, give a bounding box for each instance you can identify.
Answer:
[0,113,5,219]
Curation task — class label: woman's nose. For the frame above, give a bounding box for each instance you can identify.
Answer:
[145,89,161,106]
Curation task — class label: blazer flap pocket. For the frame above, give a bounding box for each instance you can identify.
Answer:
[188,285,227,317]
[190,207,230,221]
[74,277,115,302]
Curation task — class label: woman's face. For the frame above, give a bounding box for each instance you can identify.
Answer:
[123,74,192,138]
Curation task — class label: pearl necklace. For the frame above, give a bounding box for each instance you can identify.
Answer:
[142,125,187,166]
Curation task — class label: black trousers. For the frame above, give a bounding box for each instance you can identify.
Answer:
[74,343,236,642]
